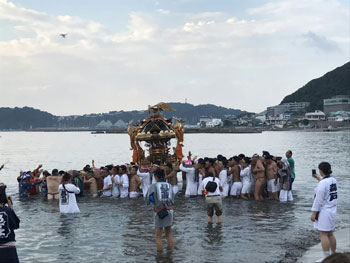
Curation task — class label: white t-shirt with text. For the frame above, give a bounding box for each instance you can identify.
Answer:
[59,183,80,213]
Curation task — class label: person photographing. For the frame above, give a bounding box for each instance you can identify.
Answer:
[311,162,338,263]
[202,171,223,223]
[0,183,20,263]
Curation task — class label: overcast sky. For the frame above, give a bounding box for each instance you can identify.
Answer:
[0,0,349,116]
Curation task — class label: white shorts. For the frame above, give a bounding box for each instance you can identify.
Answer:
[129,191,139,198]
[314,209,336,232]
[230,182,243,196]
[112,191,120,197]
[197,181,203,195]
[241,181,251,194]
[172,185,179,196]
[142,186,149,198]
[267,179,278,193]
[279,190,293,202]
[221,184,229,198]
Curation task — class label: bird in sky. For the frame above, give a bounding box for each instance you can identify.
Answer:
[59,33,68,38]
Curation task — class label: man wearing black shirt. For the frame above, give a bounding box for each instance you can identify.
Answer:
[0,183,20,263]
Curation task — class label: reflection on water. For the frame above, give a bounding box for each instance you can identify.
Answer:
[0,131,349,262]
[57,214,80,238]
[204,223,223,247]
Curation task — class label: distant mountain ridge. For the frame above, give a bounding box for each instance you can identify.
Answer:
[0,107,56,130]
[281,62,350,111]
[0,103,247,130]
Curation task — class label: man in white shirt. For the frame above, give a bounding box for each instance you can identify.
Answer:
[137,167,151,198]
[201,172,223,223]
[240,158,252,200]
[217,159,229,198]
[111,166,120,197]
[179,161,197,197]
[100,169,113,197]
[59,173,80,213]
[118,165,129,198]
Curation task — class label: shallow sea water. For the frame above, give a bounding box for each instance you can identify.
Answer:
[0,131,349,263]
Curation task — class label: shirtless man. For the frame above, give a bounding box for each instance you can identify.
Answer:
[251,155,266,201]
[205,158,217,177]
[46,169,62,200]
[229,156,242,198]
[165,163,179,195]
[129,166,141,198]
[93,168,104,192]
[83,170,98,197]
[265,155,278,200]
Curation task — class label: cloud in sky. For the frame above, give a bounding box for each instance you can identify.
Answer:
[156,9,170,15]
[303,31,339,52]
[0,0,349,115]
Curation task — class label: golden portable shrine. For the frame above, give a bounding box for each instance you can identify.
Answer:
[127,103,185,167]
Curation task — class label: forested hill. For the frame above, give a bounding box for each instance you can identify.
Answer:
[281,62,350,111]
[0,103,246,130]
[163,103,244,124]
[0,107,57,130]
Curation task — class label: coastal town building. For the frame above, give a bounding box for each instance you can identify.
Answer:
[96,119,127,129]
[199,116,223,128]
[305,110,326,121]
[96,120,113,128]
[254,114,266,123]
[327,111,350,122]
[266,102,310,117]
[265,114,290,127]
[266,104,289,117]
[323,95,350,115]
[113,119,127,129]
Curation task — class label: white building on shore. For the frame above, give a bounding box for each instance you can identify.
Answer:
[199,116,223,128]
[96,120,113,128]
[305,110,326,121]
[265,114,290,127]
[267,102,310,117]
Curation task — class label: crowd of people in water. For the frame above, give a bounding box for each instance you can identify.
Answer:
[2,149,345,263]
[15,150,296,204]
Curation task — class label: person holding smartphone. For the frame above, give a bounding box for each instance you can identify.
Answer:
[311,162,338,262]
[0,183,20,263]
